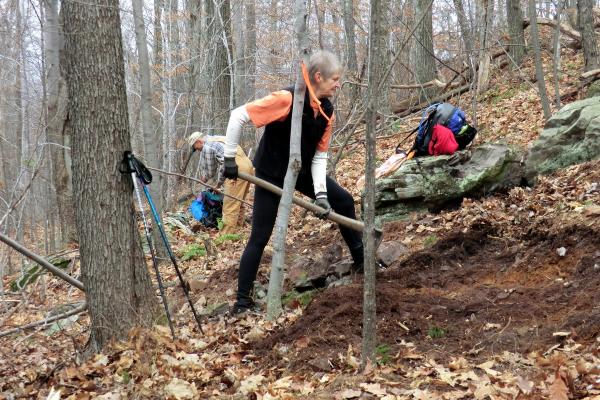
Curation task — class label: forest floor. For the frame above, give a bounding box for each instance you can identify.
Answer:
[1,48,600,399]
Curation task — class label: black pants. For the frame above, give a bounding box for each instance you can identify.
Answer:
[236,171,363,305]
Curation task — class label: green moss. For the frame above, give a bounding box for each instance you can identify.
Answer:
[215,233,242,245]
[427,326,447,339]
[179,243,206,261]
[282,290,317,308]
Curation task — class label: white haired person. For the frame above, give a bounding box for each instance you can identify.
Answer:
[187,131,253,234]
[223,50,364,314]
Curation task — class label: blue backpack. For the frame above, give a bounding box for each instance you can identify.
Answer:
[189,190,224,228]
[412,103,477,156]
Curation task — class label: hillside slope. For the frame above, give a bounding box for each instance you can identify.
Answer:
[1,48,599,399]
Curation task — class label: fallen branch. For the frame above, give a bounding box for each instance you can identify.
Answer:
[581,68,600,79]
[348,78,461,90]
[392,84,472,116]
[144,166,252,207]
[523,17,581,41]
[0,303,87,338]
[0,233,84,291]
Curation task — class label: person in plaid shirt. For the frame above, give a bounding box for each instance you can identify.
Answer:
[187,132,253,234]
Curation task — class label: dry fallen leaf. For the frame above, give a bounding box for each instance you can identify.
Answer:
[514,375,534,394]
[548,370,569,400]
[339,388,362,399]
[163,378,198,400]
[238,374,265,396]
[359,382,387,396]
[294,335,310,349]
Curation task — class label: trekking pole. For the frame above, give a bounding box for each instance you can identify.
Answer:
[140,182,204,334]
[120,152,176,339]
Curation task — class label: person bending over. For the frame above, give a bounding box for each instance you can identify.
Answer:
[223,50,364,314]
[187,132,253,234]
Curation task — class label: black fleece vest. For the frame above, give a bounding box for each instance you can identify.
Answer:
[253,87,334,180]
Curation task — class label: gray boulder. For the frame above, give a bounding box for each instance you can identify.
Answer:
[525,97,600,183]
[375,143,524,223]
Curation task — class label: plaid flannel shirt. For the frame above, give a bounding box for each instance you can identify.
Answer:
[198,141,225,186]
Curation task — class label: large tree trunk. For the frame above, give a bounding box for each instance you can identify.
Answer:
[45,0,75,245]
[411,0,436,101]
[61,0,159,353]
[207,0,233,133]
[506,0,526,66]
[577,0,600,71]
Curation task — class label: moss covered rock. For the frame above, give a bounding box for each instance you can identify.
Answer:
[525,97,600,183]
[375,143,524,223]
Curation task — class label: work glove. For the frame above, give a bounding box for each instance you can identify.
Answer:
[314,192,331,219]
[223,157,238,180]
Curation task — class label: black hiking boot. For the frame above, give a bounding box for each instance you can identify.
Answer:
[228,298,261,317]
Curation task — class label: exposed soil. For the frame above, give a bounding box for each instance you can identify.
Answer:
[249,164,600,376]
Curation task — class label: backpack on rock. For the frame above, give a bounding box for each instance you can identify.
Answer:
[411,103,477,157]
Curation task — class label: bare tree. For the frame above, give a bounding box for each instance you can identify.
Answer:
[362,0,387,367]
[506,0,526,66]
[476,0,494,94]
[553,0,564,107]
[42,0,75,246]
[61,0,159,352]
[412,0,436,101]
[453,0,476,77]
[342,0,359,104]
[206,0,233,133]
[132,0,168,258]
[266,0,309,320]
[245,0,257,102]
[577,0,600,71]
[529,0,552,119]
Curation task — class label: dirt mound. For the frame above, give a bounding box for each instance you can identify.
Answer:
[254,220,600,371]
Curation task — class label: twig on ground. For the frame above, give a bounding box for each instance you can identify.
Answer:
[0,303,87,338]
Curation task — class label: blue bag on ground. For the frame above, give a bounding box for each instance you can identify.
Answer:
[189,190,224,228]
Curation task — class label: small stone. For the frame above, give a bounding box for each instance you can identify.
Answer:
[557,247,567,257]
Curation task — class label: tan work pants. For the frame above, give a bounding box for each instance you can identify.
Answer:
[222,147,254,235]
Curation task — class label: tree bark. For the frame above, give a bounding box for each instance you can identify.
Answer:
[45,0,75,245]
[411,0,437,101]
[362,0,386,367]
[506,0,526,66]
[233,2,246,105]
[207,0,233,133]
[529,0,552,120]
[452,0,476,77]
[476,0,494,94]
[245,0,257,102]
[313,0,325,49]
[343,0,359,104]
[577,0,600,71]
[61,0,159,353]
[553,0,564,107]
[132,0,168,260]
[266,0,309,320]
